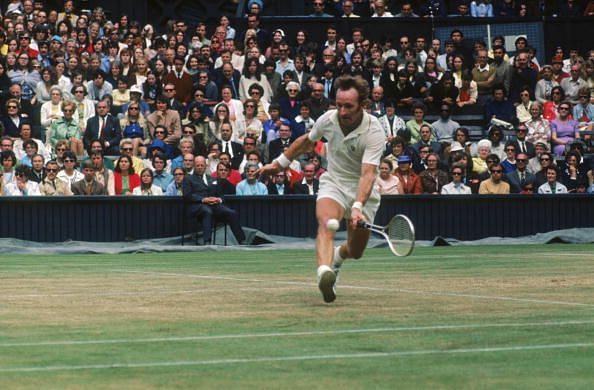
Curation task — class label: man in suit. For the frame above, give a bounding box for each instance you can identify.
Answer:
[84,99,122,155]
[71,159,106,195]
[412,124,442,156]
[268,120,292,162]
[163,56,193,104]
[511,124,535,158]
[217,122,243,170]
[214,62,241,99]
[182,155,246,245]
[506,152,535,193]
[294,163,320,195]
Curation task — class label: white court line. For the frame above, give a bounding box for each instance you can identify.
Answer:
[1,286,302,298]
[1,342,594,372]
[119,270,594,308]
[1,320,594,348]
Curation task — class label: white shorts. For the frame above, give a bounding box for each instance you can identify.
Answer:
[317,173,381,222]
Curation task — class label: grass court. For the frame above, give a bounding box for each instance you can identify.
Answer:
[2,244,594,389]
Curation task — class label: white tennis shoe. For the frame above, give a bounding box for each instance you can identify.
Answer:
[317,265,336,303]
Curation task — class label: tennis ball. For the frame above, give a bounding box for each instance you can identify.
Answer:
[326,218,340,232]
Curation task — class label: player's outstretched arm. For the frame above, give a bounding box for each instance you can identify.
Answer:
[258,133,315,176]
[350,163,378,228]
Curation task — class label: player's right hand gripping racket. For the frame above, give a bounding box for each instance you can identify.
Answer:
[358,214,415,256]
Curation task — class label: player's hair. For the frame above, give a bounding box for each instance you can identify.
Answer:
[334,75,370,107]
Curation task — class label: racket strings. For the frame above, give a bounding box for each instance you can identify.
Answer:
[388,215,414,256]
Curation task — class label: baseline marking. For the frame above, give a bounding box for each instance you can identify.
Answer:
[2,320,594,348]
[1,342,593,372]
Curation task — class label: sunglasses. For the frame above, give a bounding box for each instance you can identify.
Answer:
[122,147,133,151]
[559,107,570,111]
[46,168,58,173]
[174,172,184,176]
[64,159,75,163]
[56,148,66,151]
[7,106,17,109]
[195,94,204,97]
[249,91,260,95]
[505,148,515,152]
[540,157,550,161]
[15,172,26,177]
[74,90,85,93]
[491,170,503,173]
[164,88,174,92]
[129,107,139,110]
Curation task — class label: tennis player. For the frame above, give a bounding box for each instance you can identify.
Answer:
[259,75,385,303]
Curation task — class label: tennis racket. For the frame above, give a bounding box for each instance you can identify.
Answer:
[358,214,415,257]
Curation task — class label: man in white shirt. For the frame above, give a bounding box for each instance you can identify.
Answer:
[4,165,41,196]
[259,75,385,303]
[372,0,394,17]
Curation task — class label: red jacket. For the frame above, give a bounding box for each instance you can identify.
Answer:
[114,172,141,195]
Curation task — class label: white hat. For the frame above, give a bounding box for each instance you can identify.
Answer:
[477,139,492,150]
[450,141,464,152]
[129,85,143,97]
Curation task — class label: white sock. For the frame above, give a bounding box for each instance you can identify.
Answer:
[333,245,345,266]
[317,264,333,279]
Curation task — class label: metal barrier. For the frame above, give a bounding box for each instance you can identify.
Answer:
[0,195,592,242]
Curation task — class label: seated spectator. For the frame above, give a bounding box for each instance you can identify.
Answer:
[393,69,418,110]
[441,164,472,194]
[375,159,402,195]
[148,152,173,192]
[500,143,517,173]
[534,65,558,104]
[262,104,287,144]
[472,139,492,174]
[166,167,186,196]
[516,87,535,124]
[486,126,506,160]
[1,99,30,138]
[239,58,273,103]
[412,124,442,156]
[235,99,263,143]
[147,128,176,161]
[479,163,510,194]
[57,151,84,186]
[28,154,45,183]
[14,122,50,162]
[40,86,65,131]
[511,124,536,158]
[211,161,237,196]
[538,166,568,194]
[431,104,459,144]
[39,159,73,196]
[182,155,246,245]
[268,120,293,163]
[506,152,535,193]
[120,101,149,158]
[132,168,163,196]
[532,151,554,187]
[213,152,242,185]
[277,81,302,125]
[266,170,295,195]
[18,139,39,167]
[246,83,271,122]
[86,70,113,103]
[573,88,594,125]
[84,99,122,155]
[293,162,320,195]
[405,103,431,144]
[551,101,579,156]
[71,159,106,195]
[119,138,145,174]
[108,155,141,195]
[449,150,481,193]
[485,84,516,125]
[89,151,114,188]
[419,152,448,193]
[206,142,221,175]
[561,64,588,105]
[4,165,41,196]
[111,77,131,112]
[378,101,406,144]
[543,86,566,121]
[429,73,459,110]
[560,151,588,192]
[236,163,268,195]
[1,149,17,186]
[293,102,315,138]
[394,154,422,194]
[71,84,95,132]
[525,102,551,150]
[49,100,84,157]
[146,95,182,147]
[384,136,408,172]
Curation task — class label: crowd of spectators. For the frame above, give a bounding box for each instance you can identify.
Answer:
[0,0,593,199]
